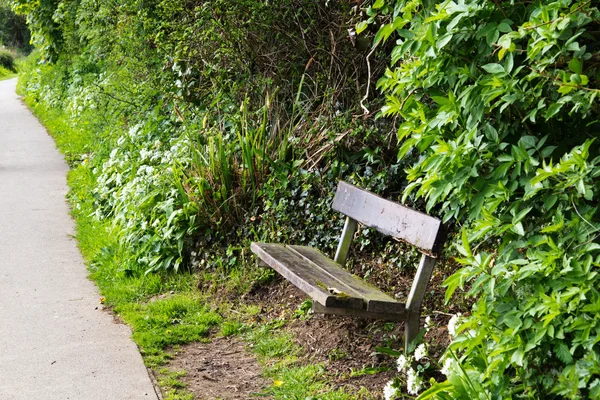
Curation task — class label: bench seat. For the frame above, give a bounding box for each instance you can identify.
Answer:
[251,242,406,321]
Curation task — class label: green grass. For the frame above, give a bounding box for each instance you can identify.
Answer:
[19,76,376,400]
[0,65,16,80]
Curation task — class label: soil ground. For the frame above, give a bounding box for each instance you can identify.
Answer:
[167,260,464,399]
[169,338,271,399]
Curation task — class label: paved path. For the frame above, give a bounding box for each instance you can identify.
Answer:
[0,78,160,400]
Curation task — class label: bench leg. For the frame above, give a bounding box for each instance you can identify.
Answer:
[404,309,420,351]
[404,254,437,352]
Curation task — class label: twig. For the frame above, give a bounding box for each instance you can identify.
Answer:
[433,311,456,317]
[524,1,591,30]
[360,41,380,115]
[574,232,600,249]
[528,66,600,93]
[572,199,599,232]
[399,89,417,111]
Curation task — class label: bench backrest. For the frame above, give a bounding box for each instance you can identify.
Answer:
[332,181,444,256]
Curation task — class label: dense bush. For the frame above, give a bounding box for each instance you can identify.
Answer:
[15,0,403,275]
[0,48,14,70]
[369,0,600,397]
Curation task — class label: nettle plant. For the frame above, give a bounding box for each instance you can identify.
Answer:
[364,0,600,398]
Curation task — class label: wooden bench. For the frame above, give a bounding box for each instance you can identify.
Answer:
[251,181,445,348]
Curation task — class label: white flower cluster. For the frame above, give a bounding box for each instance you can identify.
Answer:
[393,345,427,396]
[448,313,462,336]
[406,367,423,395]
[414,343,427,361]
[397,354,408,372]
[383,380,397,400]
[424,315,431,331]
[440,355,455,376]
[66,86,97,117]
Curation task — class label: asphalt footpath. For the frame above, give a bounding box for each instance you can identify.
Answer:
[0,78,160,400]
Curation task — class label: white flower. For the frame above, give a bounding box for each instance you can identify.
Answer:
[440,356,454,376]
[406,367,423,395]
[397,354,408,372]
[414,343,427,361]
[424,315,433,332]
[448,313,462,336]
[383,380,397,400]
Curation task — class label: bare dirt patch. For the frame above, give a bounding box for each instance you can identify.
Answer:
[168,338,271,399]
[167,250,465,399]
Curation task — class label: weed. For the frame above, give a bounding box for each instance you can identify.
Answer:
[219,321,244,337]
[294,299,313,319]
[328,348,348,362]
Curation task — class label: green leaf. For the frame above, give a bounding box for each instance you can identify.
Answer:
[443,272,463,304]
[374,346,401,357]
[482,63,505,74]
[540,146,557,157]
[568,58,583,74]
[543,194,558,210]
[373,0,385,9]
[545,103,564,119]
[541,219,564,233]
[417,381,453,398]
[555,342,573,364]
[511,348,525,366]
[558,84,576,95]
[462,227,472,257]
[511,222,525,236]
[356,21,369,35]
[497,22,512,33]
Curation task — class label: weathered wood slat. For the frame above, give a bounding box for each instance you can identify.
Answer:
[251,242,364,310]
[332,181,444,256]
[287,245,404,314]
[312,302,406,322]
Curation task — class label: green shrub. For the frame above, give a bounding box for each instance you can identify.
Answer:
[0,49,15,71]
[15,0,400,274]
[369,0,600,397]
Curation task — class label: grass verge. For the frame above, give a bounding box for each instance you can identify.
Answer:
[20,87,376,400]
[0,65,16,80]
